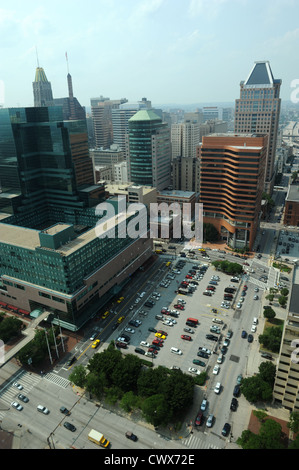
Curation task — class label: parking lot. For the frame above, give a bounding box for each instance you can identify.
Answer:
[277,230,299,261]
[111,256,256,377]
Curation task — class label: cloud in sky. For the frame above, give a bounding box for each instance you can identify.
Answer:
[0,0,298,107]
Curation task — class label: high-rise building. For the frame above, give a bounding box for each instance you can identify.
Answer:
[127,109,171,191]
[53,72,86,121]
[171,120,200,160]
[198,133,268,250]
[235,61,282,194]
[0,106,152,330]
[32,67,54,107]
[273,265,299,411]
[91,97,127,150]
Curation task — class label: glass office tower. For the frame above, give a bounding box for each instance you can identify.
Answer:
[127,109,171,190]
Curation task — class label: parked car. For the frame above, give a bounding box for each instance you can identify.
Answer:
[193,359,206,367]
[206,414,214,428]
[11,401,23,411]
[135,348,145,355]
[181,335,192,341]
[230,398,238,411]
[18,394,29,403]
[222,422,231,436]
[195,411,204,426]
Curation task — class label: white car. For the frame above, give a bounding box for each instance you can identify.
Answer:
[254,287,259,292]
[253,295,258,300]
[13,382,23,390]
[11,401,23,411]
[217,354,223,364]
[163,320,173,326]
[251,325,257,332]
[214,382,221,394]
[199,347,211,355]
[188,367,200,375]
[125,328,135,334]
[171,347,182,355]
[145,352,155,358]
[236,303,242,309]
[213,365,220,375]
[140,341,150,347]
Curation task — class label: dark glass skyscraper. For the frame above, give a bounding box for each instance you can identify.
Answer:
[0,106,152,331]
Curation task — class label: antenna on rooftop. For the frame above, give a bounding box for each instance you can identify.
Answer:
[65,51,69,74]
[35,46,40,67]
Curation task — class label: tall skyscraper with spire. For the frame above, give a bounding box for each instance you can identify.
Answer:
[32,67,54,107]
[234,61,281,194]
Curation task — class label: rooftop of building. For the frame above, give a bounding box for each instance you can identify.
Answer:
[286,184,299,202]
[241,61,281,88]
[158,189,196,198]
[129,109,161,122]
[34,67,49,83]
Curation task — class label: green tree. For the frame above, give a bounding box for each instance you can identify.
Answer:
[280,288,289,297]
[278,296,287,307]
[288,411,299,433]
[0,316,23,343]
[241,375,273,402]
[85,371,107,399]
[142,394,170,426]
[259,419,284,449]
[263,307,276,320]
[69,364,87,388]
[266,294,274,302]
[203,223,219,242]
[258,361,276,387]
[259,326,282,353]
[120,391,141,413]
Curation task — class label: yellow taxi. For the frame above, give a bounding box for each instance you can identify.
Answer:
[117,316,125,324]
[102,310,110,320]
[91,339,100,349]
[117,297,124,303]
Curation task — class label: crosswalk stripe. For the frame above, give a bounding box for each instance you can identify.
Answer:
[181,434,221,450]
[43,372,70,388]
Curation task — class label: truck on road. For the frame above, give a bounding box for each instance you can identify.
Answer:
[88,429,110,448]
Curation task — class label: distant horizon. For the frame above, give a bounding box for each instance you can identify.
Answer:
[0,0,298,108]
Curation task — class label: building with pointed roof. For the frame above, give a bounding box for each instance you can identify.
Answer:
[235,61,281,194]
[32,67,54,107]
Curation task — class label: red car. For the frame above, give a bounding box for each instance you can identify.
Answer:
[243,285,248,290]
[206,286,215,291]
[195,411,203,426]
[148,347,158,354]
[161,308,168,314]
[152,339,163,346]
[174,304,184,310]
[186,275,193,279]
[181,335,192,341]
[115,342,127,349]
[157,330,167,336]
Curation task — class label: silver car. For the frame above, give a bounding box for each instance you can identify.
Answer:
[206,414,214,428]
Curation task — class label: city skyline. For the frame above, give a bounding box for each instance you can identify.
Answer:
[0,0,298,109]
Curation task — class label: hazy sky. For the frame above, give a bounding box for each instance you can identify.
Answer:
[1,0,298,109]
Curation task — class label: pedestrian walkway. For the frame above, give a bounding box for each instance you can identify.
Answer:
[181,433,222,450]
[43,372,70,388]
[0,370,41,419]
